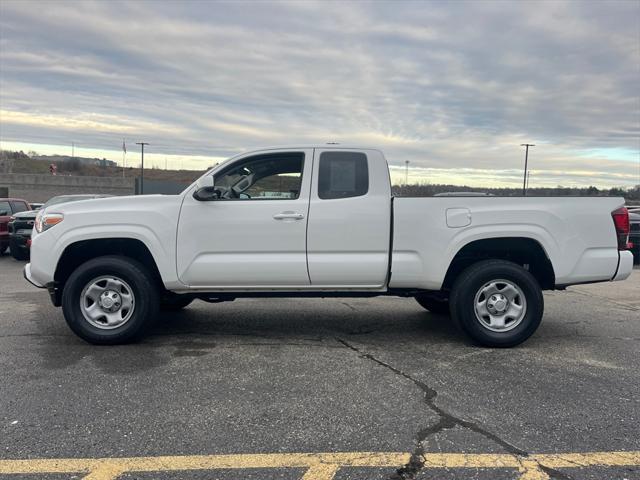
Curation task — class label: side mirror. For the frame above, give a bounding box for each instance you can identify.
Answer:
[193,176,219,201]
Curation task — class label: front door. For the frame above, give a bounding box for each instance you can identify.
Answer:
[177,149,313,288]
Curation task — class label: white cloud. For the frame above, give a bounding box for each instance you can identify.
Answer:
[0,0,638,187]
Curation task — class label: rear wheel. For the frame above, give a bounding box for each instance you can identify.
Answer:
[450,259,543,347]
[414,294,450,315]
[61,255,159,344]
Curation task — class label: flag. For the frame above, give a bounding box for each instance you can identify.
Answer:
[122,139,126,154]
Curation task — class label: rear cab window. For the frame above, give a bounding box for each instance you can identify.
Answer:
[318,151,369,199]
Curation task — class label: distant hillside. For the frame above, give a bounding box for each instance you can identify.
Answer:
[0,150,205,183]
[1,150,638,202]
[393,183,640,202]
[32,154,118,168]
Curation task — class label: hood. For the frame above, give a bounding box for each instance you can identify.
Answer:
[45,194,179,215]
[12,210,38,220]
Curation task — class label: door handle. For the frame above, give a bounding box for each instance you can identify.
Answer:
[273,212,305,220]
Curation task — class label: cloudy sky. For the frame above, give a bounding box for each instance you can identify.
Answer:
[1,0,639,187]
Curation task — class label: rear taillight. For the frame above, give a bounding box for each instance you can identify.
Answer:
[611,207,631,250]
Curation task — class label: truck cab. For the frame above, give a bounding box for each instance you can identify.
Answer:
[179,147,391,289]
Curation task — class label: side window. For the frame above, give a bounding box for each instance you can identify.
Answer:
[10,201,28,213]
[0,201,10,216]
[215,152,304,200]
[318,151,368,200]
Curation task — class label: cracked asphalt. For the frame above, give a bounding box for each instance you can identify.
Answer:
[1,254,639,479]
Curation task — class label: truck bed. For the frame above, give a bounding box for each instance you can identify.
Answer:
[390,196,626,290]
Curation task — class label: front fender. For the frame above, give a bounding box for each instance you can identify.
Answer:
[29,223,183,290]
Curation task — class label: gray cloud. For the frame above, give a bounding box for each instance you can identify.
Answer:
[0,0,638,186]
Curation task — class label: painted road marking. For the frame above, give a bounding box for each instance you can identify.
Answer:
[0,451,638,479]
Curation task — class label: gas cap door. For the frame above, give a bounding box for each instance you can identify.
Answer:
[446,208,472,228]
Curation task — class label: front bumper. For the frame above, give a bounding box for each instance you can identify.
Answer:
[23,263,44,288]
[613,251,634,281]
[24,263,62,306]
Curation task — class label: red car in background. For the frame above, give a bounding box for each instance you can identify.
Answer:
[0,198,31,254]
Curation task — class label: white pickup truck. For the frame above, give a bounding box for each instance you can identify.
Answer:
[24,146,634,347]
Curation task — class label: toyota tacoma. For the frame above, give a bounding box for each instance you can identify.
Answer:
[24,146,634,346]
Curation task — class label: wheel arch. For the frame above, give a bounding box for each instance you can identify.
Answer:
[442,237,556,291]
[54,238,165,292]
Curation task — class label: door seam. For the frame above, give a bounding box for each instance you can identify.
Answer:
[304,149,315,285]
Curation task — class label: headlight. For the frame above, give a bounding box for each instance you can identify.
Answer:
[35,212,64,233]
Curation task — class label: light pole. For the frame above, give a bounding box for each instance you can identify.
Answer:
[136,142,149,194]
[122,138,126,178]
[520,144,535,196]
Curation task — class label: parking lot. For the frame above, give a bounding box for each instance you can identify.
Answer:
[1,254,638,479]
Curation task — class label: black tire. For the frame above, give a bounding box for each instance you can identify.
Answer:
[61,255,159,345]
[9,239,29,261]
[160,295,194,311]
[414,294,450,315]
[450,259,543,348]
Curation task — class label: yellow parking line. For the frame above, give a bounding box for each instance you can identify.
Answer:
[422,453,520,468]
[421,450,640,468]
[81,464,126,480]
[0,453,410,478]
[300,463,341,480]
[535,450,640,467]
[0,451,637,480]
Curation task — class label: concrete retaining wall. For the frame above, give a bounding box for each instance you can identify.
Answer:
[0,174,135,202]
[135,178,190,195]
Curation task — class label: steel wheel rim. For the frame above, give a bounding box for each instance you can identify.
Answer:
[473,278,527,332]
[80,275,135,330]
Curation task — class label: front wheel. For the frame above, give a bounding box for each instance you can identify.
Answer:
[61,255,159,344]
[450,259,543,347]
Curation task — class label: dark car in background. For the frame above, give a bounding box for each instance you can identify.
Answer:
[0,198,30,254]
[629,210,640,265]
[7,194,112,261]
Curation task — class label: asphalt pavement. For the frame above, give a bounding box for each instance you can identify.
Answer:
[0,253,638,479]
